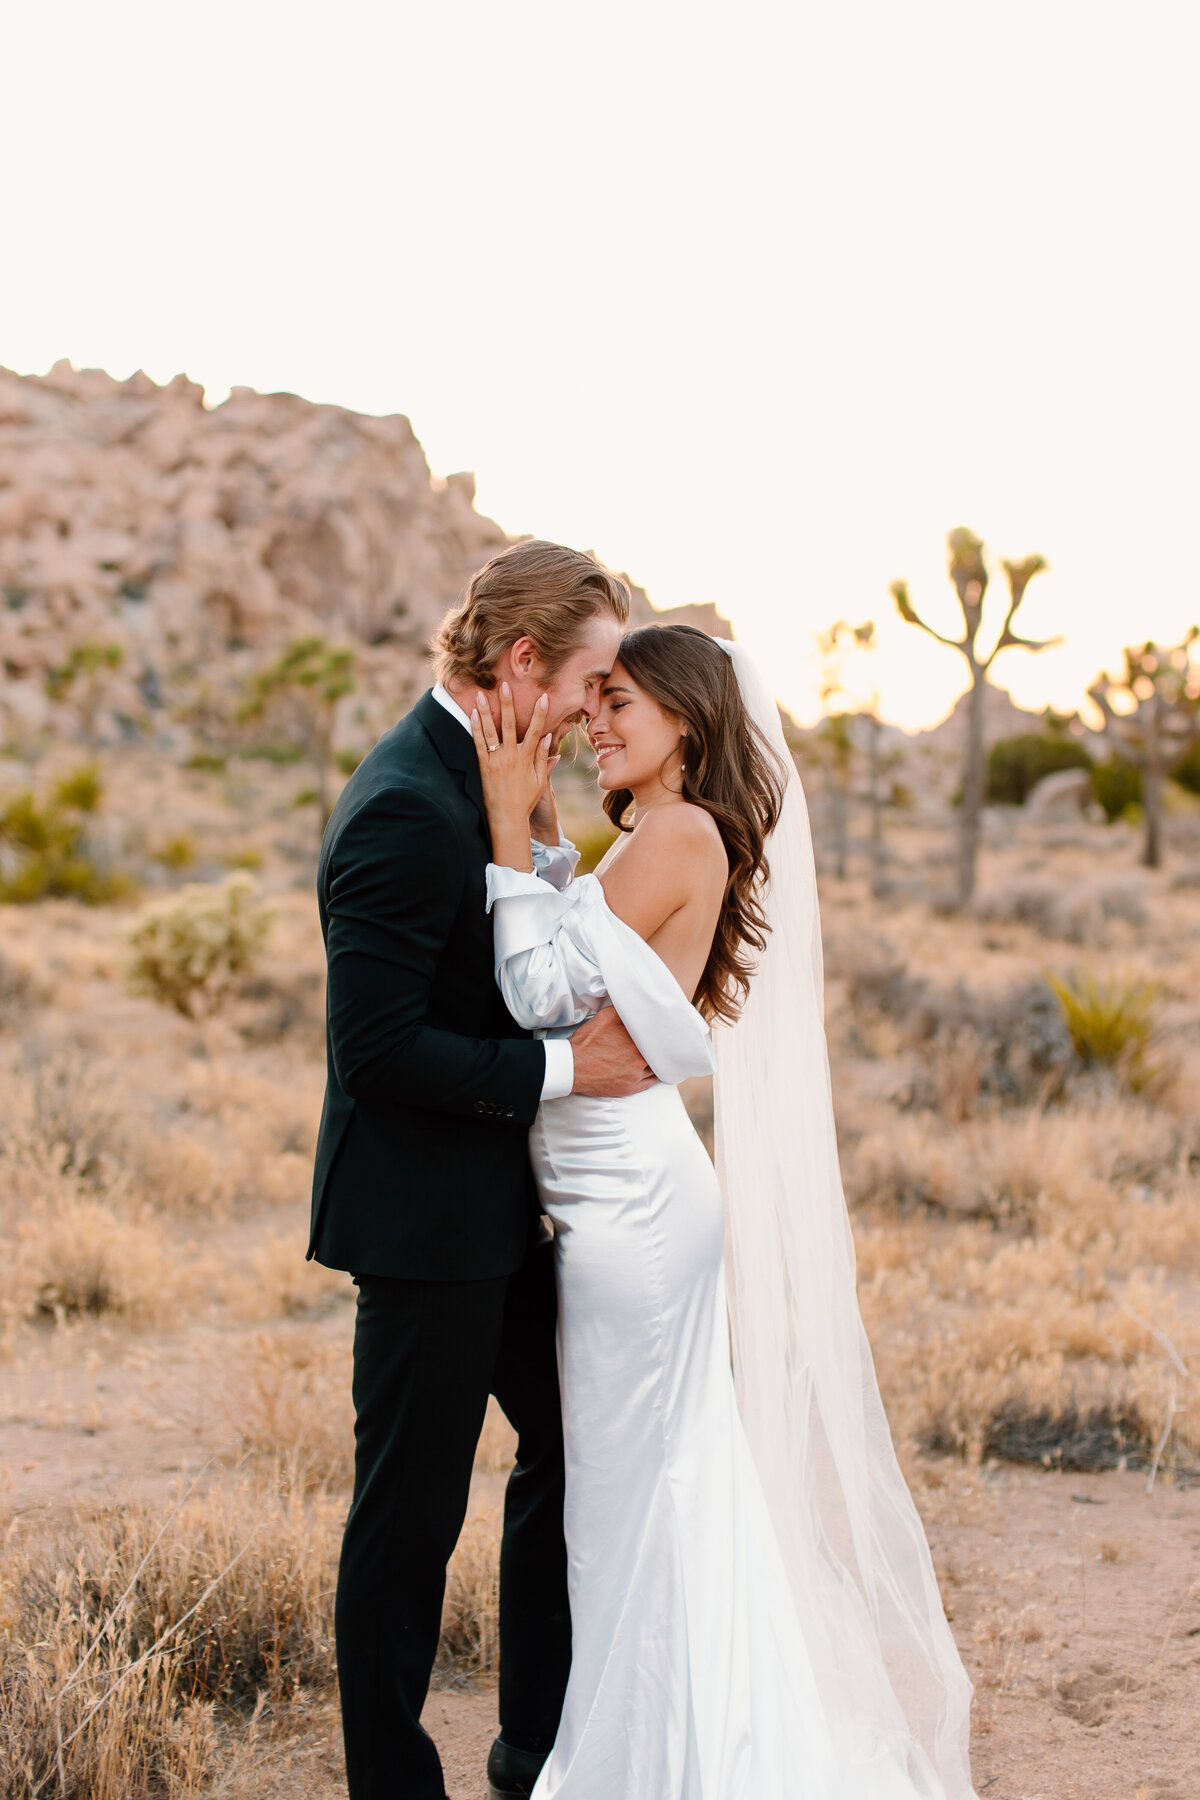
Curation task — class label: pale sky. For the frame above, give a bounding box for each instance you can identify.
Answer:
[3,1,1198,728]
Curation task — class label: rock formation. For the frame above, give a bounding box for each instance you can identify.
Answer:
[0,360,728,749]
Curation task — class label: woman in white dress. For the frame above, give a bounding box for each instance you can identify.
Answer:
[470,625,977,1800]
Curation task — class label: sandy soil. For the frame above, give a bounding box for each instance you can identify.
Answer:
[415,1465,1200,1800]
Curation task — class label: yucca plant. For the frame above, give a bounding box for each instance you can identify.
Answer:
[1046,969,1161,1090]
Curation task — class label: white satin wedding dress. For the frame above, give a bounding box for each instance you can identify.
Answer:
[487,864,954,1800]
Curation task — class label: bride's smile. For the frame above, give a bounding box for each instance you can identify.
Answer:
[587,659,686,802]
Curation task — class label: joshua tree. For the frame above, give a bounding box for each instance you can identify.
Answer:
[239,636,356,830]
[813,619,891,892]
[814,620,872,880]
[1087,629,1200,868]
[891,529,1057,906]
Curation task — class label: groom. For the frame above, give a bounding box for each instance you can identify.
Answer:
[309,541,654,1800]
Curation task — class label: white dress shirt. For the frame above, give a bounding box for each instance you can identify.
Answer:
[431,683,576,1101]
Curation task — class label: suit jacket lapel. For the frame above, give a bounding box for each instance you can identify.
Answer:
[413,689,489,834]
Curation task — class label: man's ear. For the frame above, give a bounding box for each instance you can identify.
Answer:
[508,636,539,680]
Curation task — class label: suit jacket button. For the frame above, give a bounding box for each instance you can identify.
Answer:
[474,1101,487,1114]
[505,1108,515,1119]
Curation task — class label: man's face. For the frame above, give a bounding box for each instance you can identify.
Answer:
[506,616,623,738]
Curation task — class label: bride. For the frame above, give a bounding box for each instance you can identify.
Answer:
[470,623,976,1800]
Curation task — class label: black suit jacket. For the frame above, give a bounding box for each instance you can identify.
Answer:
[308,690,547,1281]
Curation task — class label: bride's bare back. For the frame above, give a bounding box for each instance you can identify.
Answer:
[595,801,728,1007]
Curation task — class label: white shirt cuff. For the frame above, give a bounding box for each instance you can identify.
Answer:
[530,832,581,893]
[540,1038,575,1101]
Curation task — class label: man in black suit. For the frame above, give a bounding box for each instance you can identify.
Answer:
[310,541,653,1800]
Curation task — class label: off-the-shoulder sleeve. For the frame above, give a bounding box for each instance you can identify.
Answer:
[485,867,716,1085]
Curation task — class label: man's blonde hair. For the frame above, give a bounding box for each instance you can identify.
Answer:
[433,540,631,690]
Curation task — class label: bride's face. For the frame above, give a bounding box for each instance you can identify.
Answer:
[587,659,686,793]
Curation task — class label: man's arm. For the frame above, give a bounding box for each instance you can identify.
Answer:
[324,784,544,1123]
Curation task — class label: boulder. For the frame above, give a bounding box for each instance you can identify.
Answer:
[1026,767,1095,820]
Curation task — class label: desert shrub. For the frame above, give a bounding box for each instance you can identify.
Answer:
[1047,969,1161,1089]
[0,1138,178,1331]
[985,731,1093,806]
[845,953,1080,1109]
[976,1401,1157,1472]
[223,1332,354,1490]
[224,843,264,870]
[1175,739,1200,798]
[150,831,197,871]
[52,763,104,813]
[335,746,364,775]
[0,774,129,903]
[127,873,273,1018]
[974,873,1148,944]
[1091,753,1141,822]
[22,1043,119,1177]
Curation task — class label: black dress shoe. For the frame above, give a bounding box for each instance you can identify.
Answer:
[486,1735,549,1799]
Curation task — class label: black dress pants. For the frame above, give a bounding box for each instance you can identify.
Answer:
[336,1233,571,1800]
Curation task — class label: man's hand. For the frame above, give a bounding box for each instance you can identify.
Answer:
[570,1006,657,1097]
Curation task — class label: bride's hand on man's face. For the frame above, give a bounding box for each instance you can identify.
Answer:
[471,685,554,855]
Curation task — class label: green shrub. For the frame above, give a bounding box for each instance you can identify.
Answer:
[224,844,264,871]
[52,762,104,812]
[0,772,129,903]
[151,832,197,871]
[127,874,273,1018]
[986,732,1094,806]
[1091,755,1142,822]
[336,747,365,776]
[185,751,227,773]
[1046,968,1161,1089]
[1174,740,1200,799]
[241,742,304,764]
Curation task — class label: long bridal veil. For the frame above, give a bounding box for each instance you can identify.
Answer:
[713,640,976,1799]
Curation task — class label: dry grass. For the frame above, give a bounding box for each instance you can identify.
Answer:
[3,754,1200,1789]
[0,1476,339,1799]
[0,1475,501,1797]
[0,1139,184,1343]
[221,1333,354,1491]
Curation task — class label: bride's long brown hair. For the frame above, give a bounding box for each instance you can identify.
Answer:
[601,624,786,1025]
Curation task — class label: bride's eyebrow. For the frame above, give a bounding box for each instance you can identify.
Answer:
[601,683,632,698]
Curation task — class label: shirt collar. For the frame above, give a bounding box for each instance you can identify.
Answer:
[431,682,473,736]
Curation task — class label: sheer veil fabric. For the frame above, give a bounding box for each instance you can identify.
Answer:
[713,641,976,1798]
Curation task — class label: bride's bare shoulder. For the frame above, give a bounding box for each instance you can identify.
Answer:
[625,803,725,877]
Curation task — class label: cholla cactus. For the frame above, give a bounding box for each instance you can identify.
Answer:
[891,530,1057,906]
[127,873,273,1018]
[1088,629,1200,867]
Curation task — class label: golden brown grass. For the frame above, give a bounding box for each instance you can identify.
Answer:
[3,756,1200,1789]
[1,1473,501,1797]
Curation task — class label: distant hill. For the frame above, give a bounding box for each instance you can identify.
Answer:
[0,361,728,749]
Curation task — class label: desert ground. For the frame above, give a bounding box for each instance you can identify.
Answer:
[2,743,1199,1800]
